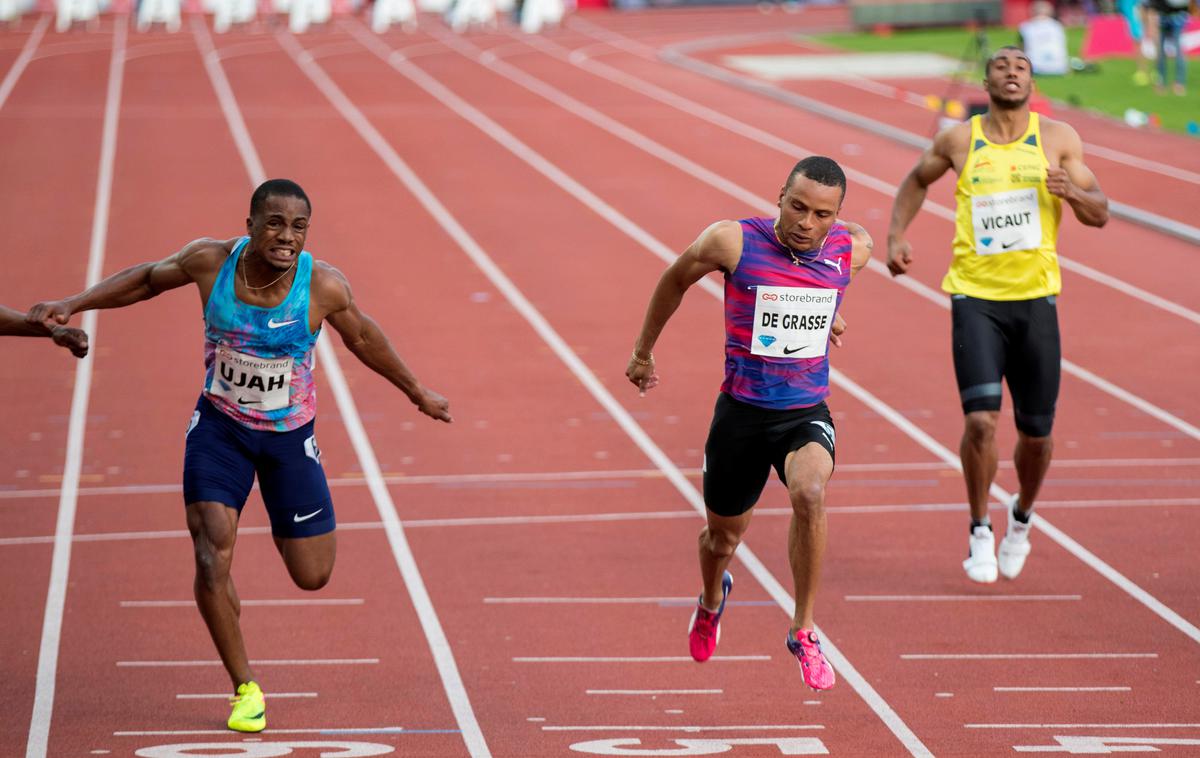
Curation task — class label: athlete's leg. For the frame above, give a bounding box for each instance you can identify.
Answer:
[187,500,254,689]
[700,394,770,609]
[951,296,1006,524]
[698,509,752,611]
[1013,432,1053,512]
[259,422,336,590]
[273,532,337,591]
[961,410,1001,521]
[1007,295,1061,517]
[782,442,833,631]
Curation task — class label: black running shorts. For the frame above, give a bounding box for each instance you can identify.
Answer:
[702,393,836,518]
[950,294,1061,437]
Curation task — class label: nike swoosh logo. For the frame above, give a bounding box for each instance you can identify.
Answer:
[294,509,322,523]
[782,345,808,355]
[1001,239,1021,250]
[237,398,261,405]
[268,318,299,329]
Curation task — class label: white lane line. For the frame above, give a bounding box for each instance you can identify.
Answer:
[993,687,1131,692]
[0,15,49,112]
[4,457,1196,500]
[542,724,824,731]
[967,723,1200,729]
[845,595,1081,602]
[513,656,771,663]
[195,20,491,758]
[120,598,364,607]
[1085,142,1200,184]
[5,495,1200,548]
[176,692,319,699]
[115,727,407,736]
[485,597,695,604]
[333,20,932,758]
[117,658,379,666]
[586,690,723,695]
[349,20,1200,652]
[25,20,126,758]
[192,19,265,183]
[902,653,1156,660]
[534,25,1200,326]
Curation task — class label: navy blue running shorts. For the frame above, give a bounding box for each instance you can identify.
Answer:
[183,396,335,539]
[703,393,836,518]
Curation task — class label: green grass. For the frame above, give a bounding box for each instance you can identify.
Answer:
[810,26,1199,136]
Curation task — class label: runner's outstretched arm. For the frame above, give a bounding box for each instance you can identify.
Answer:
[317,263,451,423]
[1,305,89,357]
[626,220,742,394]
[25,238,226,329]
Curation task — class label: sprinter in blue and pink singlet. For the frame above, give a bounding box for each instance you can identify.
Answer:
[27,179,453,733]
[626,157,871,692]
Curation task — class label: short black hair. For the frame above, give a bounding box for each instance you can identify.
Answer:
[249,179,311,218]
[986,45,1031,75]
[785,156,846,200]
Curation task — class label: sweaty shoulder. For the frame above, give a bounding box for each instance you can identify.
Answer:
[934,120,972,159]
[311,259,352,314]
[694,219,744,272]
[1036,116,1083,161]
[178,237,237,277]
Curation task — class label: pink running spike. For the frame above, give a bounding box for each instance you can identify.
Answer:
[787,628,836,690]
[688,571,732,662]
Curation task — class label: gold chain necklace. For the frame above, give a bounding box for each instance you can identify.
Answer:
[773,223,803,265]
[241,252,297,291]
[773,222,829,265]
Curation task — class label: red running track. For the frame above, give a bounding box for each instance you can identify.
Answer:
[1,9,1198,758]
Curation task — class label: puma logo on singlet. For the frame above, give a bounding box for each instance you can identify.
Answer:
[820,259,842,274]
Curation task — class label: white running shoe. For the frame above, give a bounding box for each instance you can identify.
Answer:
[963,524,998,583]
[998,496,1033,580]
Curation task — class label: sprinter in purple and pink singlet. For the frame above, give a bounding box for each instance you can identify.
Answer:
[28,179,453,733]
[626,157,871,692]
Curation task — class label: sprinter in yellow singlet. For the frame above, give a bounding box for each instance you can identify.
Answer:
[886,46,1108,584]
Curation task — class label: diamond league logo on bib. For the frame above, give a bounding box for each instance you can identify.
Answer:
[758,335,777,347]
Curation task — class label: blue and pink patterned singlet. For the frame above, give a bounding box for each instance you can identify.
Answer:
[202,237,321,432]
[720,217,852,410]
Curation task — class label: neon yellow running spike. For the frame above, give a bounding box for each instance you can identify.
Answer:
[228,681,266,733]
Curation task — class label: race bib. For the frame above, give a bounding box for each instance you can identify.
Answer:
[972,187,1042,255]
[750,286,837,359]
[208,345,293,411]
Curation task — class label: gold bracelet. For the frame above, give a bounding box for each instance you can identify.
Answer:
[630,351,653,366]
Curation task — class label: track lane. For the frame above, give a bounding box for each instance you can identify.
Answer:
[37,24,467,757]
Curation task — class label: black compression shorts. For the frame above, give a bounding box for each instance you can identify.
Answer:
[702,393,836,518]
[950,294,1061,437]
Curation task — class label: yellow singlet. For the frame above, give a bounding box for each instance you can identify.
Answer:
[943,113,1063,300]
